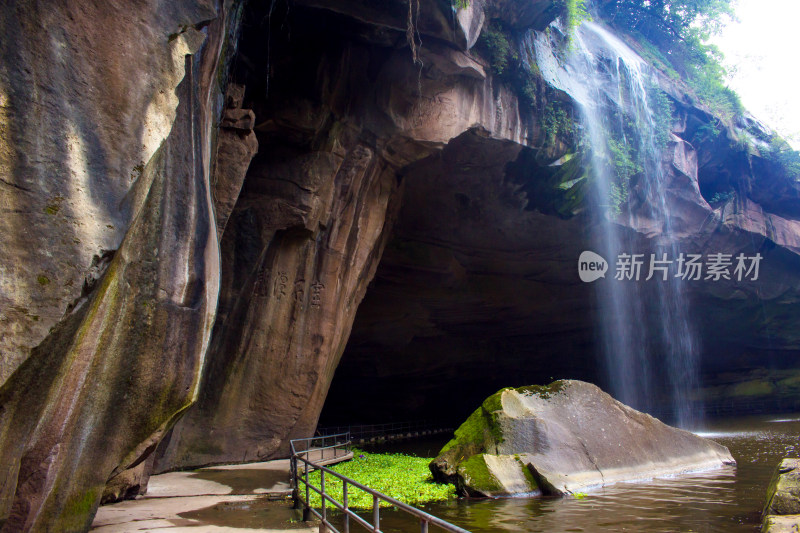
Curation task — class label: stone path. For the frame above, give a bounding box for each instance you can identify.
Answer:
[92,460,320,532]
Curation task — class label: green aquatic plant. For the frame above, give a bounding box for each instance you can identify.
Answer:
[306,449,456,509]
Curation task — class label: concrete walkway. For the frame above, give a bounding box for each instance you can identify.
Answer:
[91,460,319,532]
[296,448,353,467]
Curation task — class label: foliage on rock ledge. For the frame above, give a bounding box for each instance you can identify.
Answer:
[476,19,570,118]
[560,0,591,42]
[597,0,741,120]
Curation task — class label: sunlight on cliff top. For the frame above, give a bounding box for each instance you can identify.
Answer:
[712,0,800,148]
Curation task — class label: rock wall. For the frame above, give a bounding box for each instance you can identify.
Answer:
[0,0,243,530]
[1,0,800,530]
[155,0,569,470]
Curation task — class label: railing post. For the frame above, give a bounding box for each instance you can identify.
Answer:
[303,460,311,522]
[291,455,300,509]
[321,469,327,524]
[420,518,429,533]
[373,495,380,532]
[343,481,350,533]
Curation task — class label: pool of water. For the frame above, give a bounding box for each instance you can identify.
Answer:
[353,414,800,532]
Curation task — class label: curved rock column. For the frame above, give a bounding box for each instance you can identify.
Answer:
[155,0,569,469]
[0,0,240,529]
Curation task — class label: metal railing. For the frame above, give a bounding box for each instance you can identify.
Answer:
[316,421,451,442]
[290,432,353,462]
[289,434,470,533]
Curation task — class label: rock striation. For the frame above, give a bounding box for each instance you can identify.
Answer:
[152,0,569,472]
[430,380,735,497]
[0,0,240,530]
[762,459,800,533]
[0,0,799,530]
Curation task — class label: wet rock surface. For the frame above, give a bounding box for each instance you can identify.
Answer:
[0,1,236,530]
[431,380,735,497]
[762,459,800,532]
[1,0,800,530]
[154,0,567,471]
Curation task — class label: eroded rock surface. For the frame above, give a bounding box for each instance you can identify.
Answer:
[2,0,800,530]
[763,458,800,532]
[0,0,240,530]
[430,380,735,497]
[154,0,569,470]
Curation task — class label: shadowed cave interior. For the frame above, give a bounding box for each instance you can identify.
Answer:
[225,0,800,431]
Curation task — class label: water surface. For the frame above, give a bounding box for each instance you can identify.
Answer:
[358,415,799,532]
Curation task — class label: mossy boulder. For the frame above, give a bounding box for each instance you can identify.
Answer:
[431,380,734,498]
[429,388,505,484]
[429,382,565,492]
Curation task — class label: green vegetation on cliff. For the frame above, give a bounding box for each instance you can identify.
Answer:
[307,450,455,509]
[562,0,591,41]
[598,0,741,119]
[765,137,800,179]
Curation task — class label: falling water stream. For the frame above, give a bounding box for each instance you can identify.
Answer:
[136,18,791,533]
[528,21,700,426]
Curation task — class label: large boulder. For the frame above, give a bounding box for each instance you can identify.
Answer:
[430,380,735,497]
[762,459,800,532]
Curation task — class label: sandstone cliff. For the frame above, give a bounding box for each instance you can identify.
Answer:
[1,0,799,531]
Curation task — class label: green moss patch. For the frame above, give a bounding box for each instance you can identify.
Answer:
[307,449,455,509]
[515,380,567,400]
[457,454,503,495]
[435,381,566,474]
[56,487,99,531]
[516,456,539,492]
[437,388,506,462]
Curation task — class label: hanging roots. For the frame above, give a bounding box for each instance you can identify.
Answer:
[406,0,423,95]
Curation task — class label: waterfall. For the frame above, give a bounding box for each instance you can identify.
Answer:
[527,21,701,427]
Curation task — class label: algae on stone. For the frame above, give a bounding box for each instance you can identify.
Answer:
[430,382,569,495]
[430,387,507,484]
[456,454,505,496]
[431,380,734,498]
